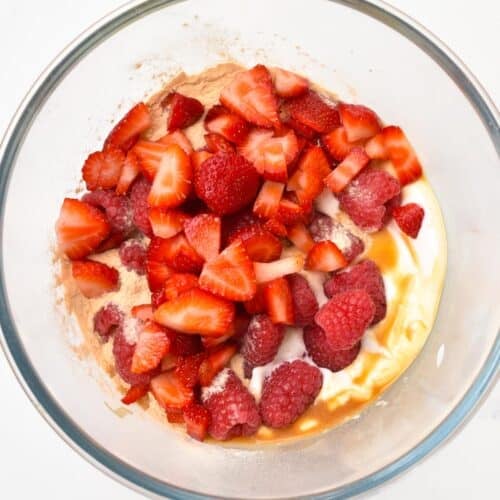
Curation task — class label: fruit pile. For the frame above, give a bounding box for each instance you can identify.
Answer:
[55,65,425,441]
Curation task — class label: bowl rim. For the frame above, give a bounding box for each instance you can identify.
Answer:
[0,0,499,498]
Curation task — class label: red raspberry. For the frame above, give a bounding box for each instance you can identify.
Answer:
[194,152,260,215]
[287,273,318,327]
[129,176,153,236]
[175,352,206,388]
[393,203,425,238]
[119,239,146,275]
[82,190,133,250]
[241,314,284,368]
[338,168,401,232]
[93,303,123,340]
[324,259,386,324]
[303,324,361,371]
[259,360,323,428]
[202,369,261,440]
[112,326,156,385]
[314,290,375,350]
[309,213,365,262]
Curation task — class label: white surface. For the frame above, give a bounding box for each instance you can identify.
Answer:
[0,0,498,498]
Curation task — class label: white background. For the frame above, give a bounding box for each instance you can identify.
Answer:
[0,0,498,498]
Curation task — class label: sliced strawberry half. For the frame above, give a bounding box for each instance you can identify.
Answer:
[121,383,150,405]
[163,92,204,131]
[364,132,387,160]
[198,343,238,386]
[152,234,204,274]
[287,222,314,253]
[183,403,211,441]
[154,288,235,336]
[263,277,294,325]
[305,241,347,272]
[253,254,305,283]
[238,128,274,164]
[116,150,141,195]
[156,129,194,155]
[205,107,250,144]
[131,320,171,374]
[199,240,257,301]
[184,213,221,262]
[55,198,110,259]
[321,126,363,162]
[82,147,125,191]
[220,65,280,128]
[150,370,194,409]
[270,67,308,98]
[104,102,151,152]
[253,180,285,219]
[204,132,235,153]
[145,237,174,292]
[263,218,288,238]
[228,223,282,262]
[276,198,305,226]
[175,352,206,388]
[147,144,193,208]
[148,208,191,239]
[162,273,199,302]
[338,103,381,142]
[71,260,119,298]
[243,284,267,314]
[324,147,370,193]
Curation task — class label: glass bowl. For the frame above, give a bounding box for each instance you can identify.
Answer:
[0,0,498,498]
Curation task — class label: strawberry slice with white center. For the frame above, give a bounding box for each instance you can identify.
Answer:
[199,240,257,301]
[131,320,171,374]
[82,147,125,191]
[156,130,194,155]
[382,126,423,185]
[147,144,193,208]
[364,132,387,159]
[163,92,204,132]
[148,208,191,239]
[320,127,364,162]
[253,254,305,283]
[116,150,141,195]
[150,370,194,409]
[305,241,347,272]
[131,304,154,321]
[184,213,221,262]
[338,103,381,142]
[55,198,110,259]
[263,277,294,325]
[104,102,152,152]
[238,128,274,163]
[71,260,119,298]
[287,222,314,253]
[154,288,235,336]
[205,108,250,145]
[253,180,285,219]
[270,67,308,98]
[220,65,280,128]
[324,147,370,193]
[198,343,238,386]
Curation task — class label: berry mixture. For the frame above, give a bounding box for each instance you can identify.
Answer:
[56,64,429,442]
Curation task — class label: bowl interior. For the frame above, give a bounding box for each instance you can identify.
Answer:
[1,0,499,498]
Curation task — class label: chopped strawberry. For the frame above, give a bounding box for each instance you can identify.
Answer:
[150,370,194,409]
[163,92,204,131]
[121,383,150,405]
[205,108,249,144]
[220,65,280,128]
[161,353,179,371]
[154,288,235,336]
[393,203,425,238]
[156,129,194,155]
[175,352,206,388]
[382,126,423,185]
[276,198,305,226]
[169,332,203,356]
[243,285,267,314]
[162,273,199,302]
[287,146,331,206]
[228,223,282,262]
[55,198,110,259]
[145,237,172,292]
[263,218,288,237]
[82,147,125,191]
[305,241,347,272]
[238,128,274,164]
[270,67,308,98]
[321,126,362,162]
[104,102,151,152]
[338,103,381,142]
[184,213,221,262]
[183,403,211,441]
[287,222,314,253]
[364,132,386,159]
[324,147,370,193]
[282,90,340,133]
[71,260,119,298]
[131,304,154,321]
[199,343,238,386]
[190,150,213,170]
[131,321,171,374]
[148,208,191,239]
[263,277,294,325]
[204,133,235,153]
[280,105,318,139]
[151,234,204,274]
[165,407,185,423]
[147,144,193,208]
[116,150,141,195]
[253,180,284,219]
[254,254,305,283]
[132,140,172,180]
[199,241,257,301]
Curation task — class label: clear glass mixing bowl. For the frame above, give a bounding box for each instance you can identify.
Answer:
[0,0,498,498]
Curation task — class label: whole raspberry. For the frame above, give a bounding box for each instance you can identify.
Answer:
[241,314,284,368]
[202,369,261,440]
[314,290,375,350]
[324,259,386,325]
[287,274,318,327]
[129,176,153,236]
[393,203,425,238]
[303,324,361,371]
[119,239,146,275]
[194,152,260,215]
[93,303,123,340]
[309,213,365,262]
[338,168,401,232]
[259,360,323,428]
